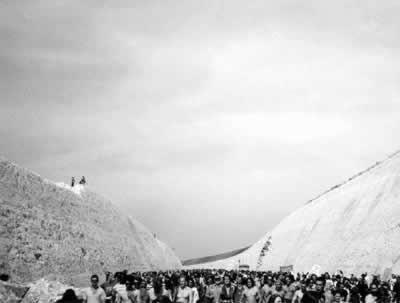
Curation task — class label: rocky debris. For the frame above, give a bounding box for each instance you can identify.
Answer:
[21,278,75,303]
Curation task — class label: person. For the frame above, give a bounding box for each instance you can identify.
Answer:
[163,279,174,302]
[379,282,391,303]
[365,284,379,303]
[219,275,236,303]
[271,280,286,298]
[292,282,306,303]
[101,272,114,303]
[205,276,218,303]
[194,275,206,303]
[175,276,193,303]
[137,280,150,303]
[357,275,369,303]
[234,277,245,303]
[188,279,200,303]
[324,282,334,303]
[113,273,130,303]
[242,278,260,303]
[348,285,360,303]
[149,278,171,303]
[393,276,400,303]
[332,291,345,303]
[301,278,324,303]
[79,176,87,185]
[215,276,223,303]
[71,177,75,187]
[126,278,138,303]
[261,276,274,303]
[269,295,282,303]
[57,289,82,303]
[283,276,296,303]
[82,275,106,303]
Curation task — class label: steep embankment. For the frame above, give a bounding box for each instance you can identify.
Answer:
[0,157,181,284]
[258,150,400,275]
[185,151,400,275]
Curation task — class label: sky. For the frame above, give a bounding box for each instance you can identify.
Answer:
[1,0,400,260]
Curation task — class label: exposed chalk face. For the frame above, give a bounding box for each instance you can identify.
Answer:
[0,157,182,284]
[184,151,400,276]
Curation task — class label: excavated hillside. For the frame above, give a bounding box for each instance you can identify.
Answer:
[0,157,181,284]
[185,151,400,275]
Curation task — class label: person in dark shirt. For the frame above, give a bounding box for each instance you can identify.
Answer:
[220,275,236,303]
[357,275,369,303]
[57,289,82,303]
[301,278,324,303]
[394,276,400,303]
[379,283,391,303]
[234,276,245,303]
[348,285,360,303]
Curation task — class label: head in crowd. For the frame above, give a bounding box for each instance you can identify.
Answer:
[333,290,345,303]
[140,280,147,290]
[60,289,79,303]
[224,275,231,287]
[369,283,379,296]
[271,295,282,303]
[179,275,186,288]
[90,274,99,289]
[275,279,283,291]
[315,277,325,293]
[266,276,273,287]
[188,278,195,288]
[246,277,255,289]
[126,276,136,291]
[153,277,164,296]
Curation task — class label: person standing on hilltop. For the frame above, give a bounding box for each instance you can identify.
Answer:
[79,176,87,185]
[71,177,75,187]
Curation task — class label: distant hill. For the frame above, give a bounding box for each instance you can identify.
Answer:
[183,246,250,266]
[0,157,181,284]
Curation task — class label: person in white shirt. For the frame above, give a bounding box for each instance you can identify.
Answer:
[82,275,106,303]
[113,274,130,303]
[292,282,306,303]
[176,276,193,303]
[188,279,200,303]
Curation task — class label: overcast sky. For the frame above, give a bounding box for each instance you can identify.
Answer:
[1,0,400,259]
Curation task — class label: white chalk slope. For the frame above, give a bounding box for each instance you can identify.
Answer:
[0,157,181,284]
[185,151,400,275]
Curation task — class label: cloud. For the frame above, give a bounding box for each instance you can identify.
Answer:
[1,0,400,258]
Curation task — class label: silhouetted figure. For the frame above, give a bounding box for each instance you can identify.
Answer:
[71,177,75,187]
[79,176,86,185]
[56,289,82,303]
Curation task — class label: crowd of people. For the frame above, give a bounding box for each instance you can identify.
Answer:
[57,269,400,303]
